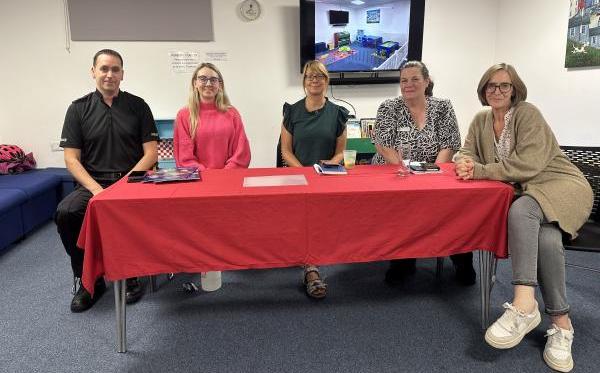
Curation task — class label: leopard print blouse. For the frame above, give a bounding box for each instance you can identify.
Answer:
[371,96,461,164]
[493,107,514,161]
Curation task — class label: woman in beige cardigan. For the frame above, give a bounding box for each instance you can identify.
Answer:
[456,63,592,373]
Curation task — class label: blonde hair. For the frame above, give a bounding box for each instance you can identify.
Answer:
[302,60,329,96]
[477,63,527,107]
[187,63,231,139]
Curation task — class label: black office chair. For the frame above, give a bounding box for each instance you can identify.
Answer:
[560,146,600,273]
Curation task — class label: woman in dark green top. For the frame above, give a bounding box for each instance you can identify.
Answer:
[281,61,349,167]
[280,60,349,298]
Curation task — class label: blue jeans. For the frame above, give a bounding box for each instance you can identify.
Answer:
[508,195,569,316]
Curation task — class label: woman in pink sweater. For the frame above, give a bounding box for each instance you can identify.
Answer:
[174,62,251,292]
[174,63,250,170]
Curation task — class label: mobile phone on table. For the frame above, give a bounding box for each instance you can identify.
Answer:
[319,161,340,169]
[127,170,147,183]
[409,163,426,172]
[423,163,440,171]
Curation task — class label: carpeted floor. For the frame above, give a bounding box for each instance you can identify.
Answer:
[0,222,598,373]
[317,42,382,71]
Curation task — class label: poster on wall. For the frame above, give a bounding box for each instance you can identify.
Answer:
[565,0,600,68]
[366,9,380,23]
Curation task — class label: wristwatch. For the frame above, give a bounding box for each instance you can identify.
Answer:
[239,0,261,21]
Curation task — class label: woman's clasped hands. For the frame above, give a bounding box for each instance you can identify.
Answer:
[455,156,475,180]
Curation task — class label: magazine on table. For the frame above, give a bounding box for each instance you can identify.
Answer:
[313,161,347,175]
[409,162,441,174]
[143,167,201,183]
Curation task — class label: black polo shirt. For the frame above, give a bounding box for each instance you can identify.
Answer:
[60,90,159,174]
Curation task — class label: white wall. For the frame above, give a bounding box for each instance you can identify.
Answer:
[4,0,594,169]
[420,0,498,132]
[495,0,600,146]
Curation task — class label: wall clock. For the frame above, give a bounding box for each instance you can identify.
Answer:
[239,0,261,21]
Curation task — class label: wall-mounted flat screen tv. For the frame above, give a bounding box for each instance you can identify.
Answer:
[300,0,425,74]
[329,10,349,25]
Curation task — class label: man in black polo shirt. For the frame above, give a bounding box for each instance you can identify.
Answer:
[55,49,159,312]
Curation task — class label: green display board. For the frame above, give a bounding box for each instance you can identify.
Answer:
[346,138,376,154]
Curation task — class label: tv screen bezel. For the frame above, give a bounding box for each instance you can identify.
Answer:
[300,0,425,75]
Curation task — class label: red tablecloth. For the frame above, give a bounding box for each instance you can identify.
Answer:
[78,164,514,295]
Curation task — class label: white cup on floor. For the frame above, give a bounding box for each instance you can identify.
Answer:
[200,271,222,292]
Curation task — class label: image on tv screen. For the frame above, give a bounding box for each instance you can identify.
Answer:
[313,0,411,72]
[329,10,349,25]
[366,9,380,24]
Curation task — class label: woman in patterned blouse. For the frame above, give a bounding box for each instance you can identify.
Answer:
[371,60,475,286]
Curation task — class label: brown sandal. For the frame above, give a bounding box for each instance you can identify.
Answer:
[303,266,327,299]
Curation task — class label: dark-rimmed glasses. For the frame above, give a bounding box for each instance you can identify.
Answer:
[305,74,326,82]
[485,82,512,93]
[196,76,221,85]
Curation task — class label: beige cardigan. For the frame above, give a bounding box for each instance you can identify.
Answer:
[459,102,592,238]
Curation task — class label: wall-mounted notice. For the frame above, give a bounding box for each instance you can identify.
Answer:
[169,51,201,74]
[205,52,229,62]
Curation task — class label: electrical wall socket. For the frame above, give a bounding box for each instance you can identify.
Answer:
[50,141,63,152]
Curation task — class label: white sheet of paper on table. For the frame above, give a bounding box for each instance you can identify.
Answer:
[243,174,308,187]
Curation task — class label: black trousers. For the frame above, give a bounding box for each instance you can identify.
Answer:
[391,252,474,268]
[54,179,116,277]
[449,252,474,266]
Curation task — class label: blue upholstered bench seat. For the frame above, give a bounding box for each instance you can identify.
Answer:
[0,187,27,211]
[38,167,76,200]
[0,170,61,197]
[0,188,27,251]
[0,170,62,247]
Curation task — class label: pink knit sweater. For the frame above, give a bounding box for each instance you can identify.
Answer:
[173,102,251,170]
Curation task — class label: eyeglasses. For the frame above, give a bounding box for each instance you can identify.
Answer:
[305,74,326,81]
[485,82,512,93]
[196,76,221,85]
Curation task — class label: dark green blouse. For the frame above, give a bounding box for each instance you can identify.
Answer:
[282,98,349,166]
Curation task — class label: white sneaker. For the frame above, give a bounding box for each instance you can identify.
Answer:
[485,302,541,349]
[543,324,574,372]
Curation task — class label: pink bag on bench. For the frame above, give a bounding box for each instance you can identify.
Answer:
[0,144,36,174]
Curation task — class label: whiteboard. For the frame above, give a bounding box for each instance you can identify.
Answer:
[67,0,213,41]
